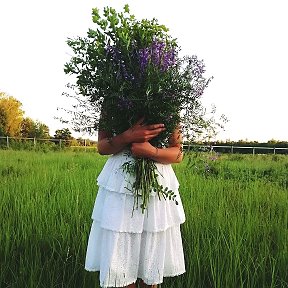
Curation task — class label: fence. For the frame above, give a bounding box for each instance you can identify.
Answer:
[0,136,97,151]
[1,136,288,154]
[183,144,288,155]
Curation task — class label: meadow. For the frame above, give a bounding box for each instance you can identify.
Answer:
[0,150,287,288]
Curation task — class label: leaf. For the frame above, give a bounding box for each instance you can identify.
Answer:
[92,8,101,24]
[87,28,97,38]
[92,14,100,24]
[124,4,130,13]
[92,8,99,17]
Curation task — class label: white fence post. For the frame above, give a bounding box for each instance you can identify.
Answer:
[6,136,9,148]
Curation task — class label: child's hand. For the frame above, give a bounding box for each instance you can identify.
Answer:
[124,117,165,143]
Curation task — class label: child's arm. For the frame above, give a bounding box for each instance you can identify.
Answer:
[130,128,183,164]
[97,118,166,155]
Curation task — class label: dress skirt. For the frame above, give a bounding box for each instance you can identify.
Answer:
[85,151,186,287]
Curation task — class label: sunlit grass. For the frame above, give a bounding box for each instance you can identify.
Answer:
[0,150,287,287]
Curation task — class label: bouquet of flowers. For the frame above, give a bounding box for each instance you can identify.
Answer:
[64,5,214,212]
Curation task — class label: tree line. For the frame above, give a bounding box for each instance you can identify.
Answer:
[0,91,96,146]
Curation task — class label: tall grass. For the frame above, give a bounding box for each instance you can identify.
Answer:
[0,150,287,288]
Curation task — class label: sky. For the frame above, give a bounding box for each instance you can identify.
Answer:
[0,0,287,142]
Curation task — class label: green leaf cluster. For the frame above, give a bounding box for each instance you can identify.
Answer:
[64,5,180,140]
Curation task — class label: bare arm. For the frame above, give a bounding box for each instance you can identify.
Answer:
[130,127,183,164]
[97,130,129,155]
[97,118,166,155]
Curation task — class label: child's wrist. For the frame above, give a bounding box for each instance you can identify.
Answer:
[155,147,159,157]
[149,146,159,159]
[122,130,133,145]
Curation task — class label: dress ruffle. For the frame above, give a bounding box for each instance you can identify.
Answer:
[97,151,180,196]
[92,186,185,233]
[85,151,186,287]
[85,221,186,287]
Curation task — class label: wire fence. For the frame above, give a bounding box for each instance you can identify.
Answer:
[184,144,288,155]
[0,136,97,151]
[1,136,288,154]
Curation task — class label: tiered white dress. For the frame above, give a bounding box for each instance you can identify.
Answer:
[85,151,186,287]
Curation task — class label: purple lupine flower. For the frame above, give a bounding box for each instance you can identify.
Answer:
[138,39,177,74]
[139,48,150,72]
[161,48,176,71]
[151,40,165,66]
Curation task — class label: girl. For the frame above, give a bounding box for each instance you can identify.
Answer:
[85,118,186,288]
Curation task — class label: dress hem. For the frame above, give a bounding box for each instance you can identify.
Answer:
[84,268,186,287]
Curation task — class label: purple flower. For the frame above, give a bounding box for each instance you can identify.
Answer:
[139,48,150,72]
[209,156,218,161]
[151,40,165,66]
[161,48,176,71]
[138,40,177,73]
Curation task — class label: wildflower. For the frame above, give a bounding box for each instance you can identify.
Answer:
[138,48,150,72]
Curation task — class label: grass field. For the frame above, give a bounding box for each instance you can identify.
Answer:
[0,150,287,288]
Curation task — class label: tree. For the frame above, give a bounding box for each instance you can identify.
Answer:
[54,128,72,140]
[0,92,24,136]
[34,121,50,139]
[54,128,73,146]
[0,107,7,136]
[20,118,50,139]
[20,117,35,138]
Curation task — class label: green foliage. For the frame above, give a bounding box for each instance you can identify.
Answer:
[53,128,73,147]
[187,152,288,189]
[54,128,72,140]
[34,121,50,139]
[20,117,35,138]
[20,117,50,139]
[0,107,6,136]
[63,5,225,142]
[64,5,177,135]
[0,92,51,139]
[0,92,24,136]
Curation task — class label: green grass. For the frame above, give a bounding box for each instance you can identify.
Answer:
[0,150,287,288]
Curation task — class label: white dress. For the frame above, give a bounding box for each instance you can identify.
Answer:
[85,150,186,287]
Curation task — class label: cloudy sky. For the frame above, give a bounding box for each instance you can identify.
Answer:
[0,0,287,141]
